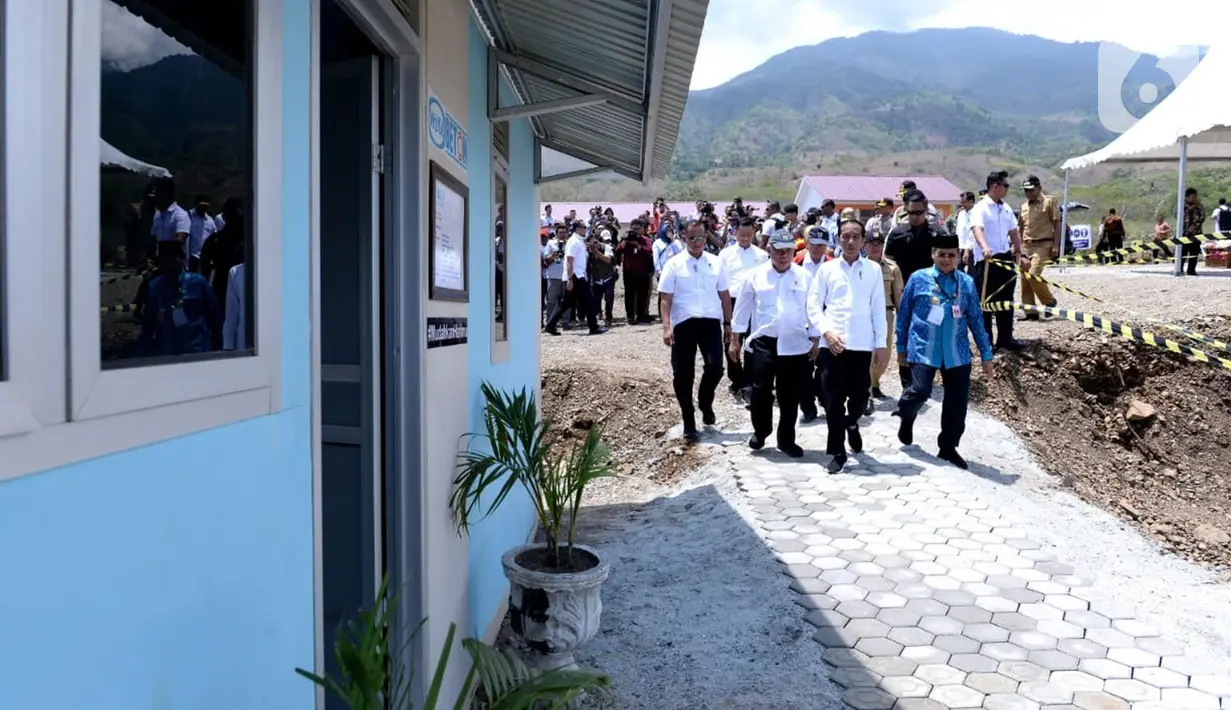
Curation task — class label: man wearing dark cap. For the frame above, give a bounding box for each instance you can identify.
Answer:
[1018,175,1061,318]
[729,223,820,458]
[867,198,895,242]
[893,180,945,232]
[894,231,995,469]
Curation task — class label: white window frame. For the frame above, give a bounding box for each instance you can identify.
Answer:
[0,0,283,482]
[0,0,68,440]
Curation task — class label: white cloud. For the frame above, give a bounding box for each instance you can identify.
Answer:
[101,1,192,72]
[691,0,1227,90]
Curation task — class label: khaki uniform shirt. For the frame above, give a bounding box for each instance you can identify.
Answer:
[1019,194,1061,243]
[866,214,895,242]
[879,257,904,310]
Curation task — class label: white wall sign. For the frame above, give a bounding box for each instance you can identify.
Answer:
[429,161,469,301]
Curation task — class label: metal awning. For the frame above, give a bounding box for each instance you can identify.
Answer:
[471,0,708,184]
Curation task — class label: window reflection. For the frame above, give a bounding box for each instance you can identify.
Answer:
[99,0,252,367]
[493,174,508,341]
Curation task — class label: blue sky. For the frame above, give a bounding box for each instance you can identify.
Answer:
[691,0,1224,90]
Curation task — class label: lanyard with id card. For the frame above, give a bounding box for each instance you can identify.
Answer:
[927,274,961,325]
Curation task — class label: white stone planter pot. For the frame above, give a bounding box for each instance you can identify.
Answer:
[502,542,611,671]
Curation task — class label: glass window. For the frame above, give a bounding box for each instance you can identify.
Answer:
[493,171,508,342]
[99,0,253,368]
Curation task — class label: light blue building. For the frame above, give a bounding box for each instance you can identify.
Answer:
[0,0,706,707]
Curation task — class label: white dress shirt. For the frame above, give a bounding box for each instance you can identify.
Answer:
[807,256,887,352]
[223,263,247,350]
[657,250,730,327]
[188,211,217,259]
[800,252,827,279]
[719,242,769,299]
[956,208,974,250]
[969,195,1017,262]
[564,233,588,278]
[653,237,683,274]
[731,261,819,356]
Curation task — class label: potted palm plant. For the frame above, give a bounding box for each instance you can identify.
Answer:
[451,383,615,671]
[295,576,611,709]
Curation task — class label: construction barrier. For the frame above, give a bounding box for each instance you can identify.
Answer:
[983,301,1231,372]
[1043,230,1230,267]
[990,259,1230,353]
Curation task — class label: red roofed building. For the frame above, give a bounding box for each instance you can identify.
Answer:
[793,175,963,222]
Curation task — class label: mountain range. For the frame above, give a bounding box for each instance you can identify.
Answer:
[669,27,1183,181]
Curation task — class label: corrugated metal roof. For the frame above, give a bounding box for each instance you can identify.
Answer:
[802,175,964,203]
[471,0,708,183]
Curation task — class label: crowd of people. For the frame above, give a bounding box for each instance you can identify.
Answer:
[541,173,1089,471]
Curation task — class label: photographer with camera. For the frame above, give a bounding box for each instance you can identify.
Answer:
[588,228,618,329]
[616,219,655,325]
[541,223,570,329]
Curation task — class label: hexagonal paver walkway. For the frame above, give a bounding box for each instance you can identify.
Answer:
[732,426,1231,710]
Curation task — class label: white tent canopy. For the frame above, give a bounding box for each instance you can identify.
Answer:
[100,138,172,178]
[1062,44,1231,170]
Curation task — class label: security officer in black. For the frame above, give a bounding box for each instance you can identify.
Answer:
[885,188,947,388]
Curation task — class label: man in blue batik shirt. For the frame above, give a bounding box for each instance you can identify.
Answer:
[894,232,995,470]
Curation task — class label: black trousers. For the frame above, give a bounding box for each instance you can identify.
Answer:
[670,318,725,431]
[898,363,972,452]
[1181,240,1201,275]
[623,273,651,323]
[592,278,616,322]
[725,297,746,393]
[800,357,826,417]
[820,349,873,456]
[545,277,599,332]
[975,254,1015,345]
[746,336,809,447]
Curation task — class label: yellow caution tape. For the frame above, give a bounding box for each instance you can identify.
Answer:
[989,259,1230,352]
[1046,230,1229,266]
[101,303,139,314]
[983,301,1231,371]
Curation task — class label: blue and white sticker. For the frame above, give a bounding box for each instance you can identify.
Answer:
[427,90,467,170]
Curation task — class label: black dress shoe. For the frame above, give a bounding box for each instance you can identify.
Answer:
[872,387,887,399]
[701,407,716,426]
[938,448,968,469]
[997,339,1025,351]
[847,425,863,454]
[827,454,847,474]
[748,435,765,451]
[863,399,875,417]
[897,418,913,446]
[683,429,699,443]
[588,327,608,335]
[779,443,804,458]
[544,327,561,336]
[800,409,818,424]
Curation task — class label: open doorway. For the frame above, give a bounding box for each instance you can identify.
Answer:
[318,1,388,705]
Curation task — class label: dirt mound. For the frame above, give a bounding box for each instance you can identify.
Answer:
[541,365,709,486]
[974,319,1231,569]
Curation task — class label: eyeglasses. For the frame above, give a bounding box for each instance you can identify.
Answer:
[686,235,707,242]
[906,209,926,216]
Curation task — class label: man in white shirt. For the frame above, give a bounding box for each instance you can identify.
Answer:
[808,219,889,473]
[718,216,769,401]
[544,222,605,336]
[955,191,976,272]
[187,198,218,273]
[541,204,555,228]
[798,225,830,422]
[818,199,840,253]
[730,226,819,457]
[541,224,567,328]
[969,171,1024,351]
[658,220,734,442]
[150,178,191,261]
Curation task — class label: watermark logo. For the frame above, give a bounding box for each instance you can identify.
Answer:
[1097,43,1202,133]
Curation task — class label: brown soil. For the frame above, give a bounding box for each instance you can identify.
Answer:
[973,316,1231,569]
[540,364,710,487]
[514,546,600,574]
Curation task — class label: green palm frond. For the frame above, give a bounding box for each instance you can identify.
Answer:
[463,639,612,710]
[451,382,616,568]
